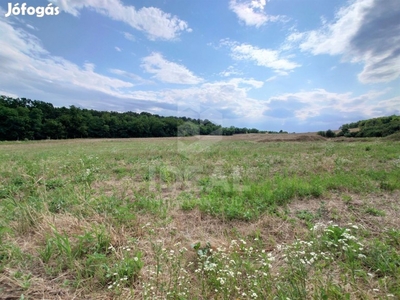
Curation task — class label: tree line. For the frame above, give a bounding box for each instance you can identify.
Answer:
[0,96,262,141]
[318,115,400,138]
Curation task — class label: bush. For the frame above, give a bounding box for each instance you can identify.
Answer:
[325,129,336,138]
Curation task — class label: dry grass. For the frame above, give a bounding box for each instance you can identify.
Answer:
[1,135,399,299]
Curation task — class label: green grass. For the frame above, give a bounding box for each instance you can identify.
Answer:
[0,137,399,299]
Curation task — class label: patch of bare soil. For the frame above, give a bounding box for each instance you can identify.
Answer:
[0,267,73,300]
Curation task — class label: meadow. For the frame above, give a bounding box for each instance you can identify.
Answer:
[0,134,399,299]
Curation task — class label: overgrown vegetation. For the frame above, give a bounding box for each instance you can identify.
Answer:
[0,95,262,140]
[338,115,400,138]
[0,135,399,299]
[317,129,336,138]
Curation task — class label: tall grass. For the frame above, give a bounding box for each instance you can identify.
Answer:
[0,138,399,298]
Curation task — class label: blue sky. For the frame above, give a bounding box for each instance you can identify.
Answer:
[0,0,399,132]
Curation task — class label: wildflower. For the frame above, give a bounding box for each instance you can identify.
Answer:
[134,257,139,261]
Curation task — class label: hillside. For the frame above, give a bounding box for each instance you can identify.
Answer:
[338,115,400,138]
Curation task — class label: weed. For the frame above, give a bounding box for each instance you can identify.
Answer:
[365,207,386,216]
[1,138,399,298]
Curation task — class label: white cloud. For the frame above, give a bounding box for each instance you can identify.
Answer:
[229,0,283,27]
[0,18,133,99]
[26,24,37,30]
[372,96,400,115]
[288,0,400,83]
[50,0,191,40]
[115,46,121,52]
[293,0,373,55]
[266,88,391,121]
[219,65,242,77]
[0,90,18,98]
[127,79,268,120]
[123,32,135,41]
[229,78,264,89]
[265,75,278,82]
[110,69,153,85]
[0,17,266,121]
[227,42,300,71]
[141,52,203,85]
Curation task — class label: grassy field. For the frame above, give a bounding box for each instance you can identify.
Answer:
[0,134,399,299]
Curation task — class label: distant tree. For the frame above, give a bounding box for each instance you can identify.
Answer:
[0,95,282,141]
[325,129,336,138]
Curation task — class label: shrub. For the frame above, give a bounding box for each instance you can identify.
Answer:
[325,129,336,138]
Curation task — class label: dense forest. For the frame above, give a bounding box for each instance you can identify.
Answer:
[318,115,400,138]
[0,96,263,141]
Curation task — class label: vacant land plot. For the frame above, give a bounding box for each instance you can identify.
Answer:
[0,134,399,299]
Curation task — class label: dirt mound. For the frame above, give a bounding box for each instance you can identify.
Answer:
[294,135,326,141]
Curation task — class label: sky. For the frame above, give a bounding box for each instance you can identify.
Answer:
[0,0,399,132]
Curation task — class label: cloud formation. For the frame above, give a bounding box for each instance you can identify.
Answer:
[109,69,153,86]
[288,0,400,83]
[141,53,203,85]
[50,0,191,40]
[0,17,264,122]
[266,88,393,122]
[0,17,133,99]
[229,0,282,27]
[224,41,300,72]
